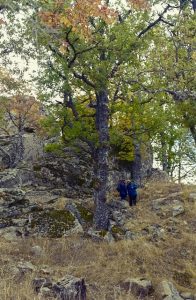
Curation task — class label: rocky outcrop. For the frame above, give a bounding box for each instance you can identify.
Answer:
[0,134,43,169]
[33,275,86,300]
[152,192,185,218]
[0,188,85,239]
[0,168,35,188]
[0,185,190,241]
[0,131,154,193]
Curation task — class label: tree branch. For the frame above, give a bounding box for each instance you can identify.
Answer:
[73,71,95,88]
[48,61,67,80]
[138,5,172,38]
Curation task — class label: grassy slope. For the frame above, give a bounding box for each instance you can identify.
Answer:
[0,182,195,300]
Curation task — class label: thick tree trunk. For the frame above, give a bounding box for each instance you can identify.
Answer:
[160,133,169,173]
[93,89,110,230]
[131,133,142,184]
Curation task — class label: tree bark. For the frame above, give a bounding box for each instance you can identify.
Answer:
[131,132,142,184]
[93,89,110,230]
[160,133,169,173]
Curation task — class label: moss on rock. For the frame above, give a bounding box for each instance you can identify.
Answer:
[31,209,75,238]
[111,225,125,235]
[99,230,108,237]
[75,203,94,223]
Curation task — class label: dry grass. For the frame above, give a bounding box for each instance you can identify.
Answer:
[0,181,196,299]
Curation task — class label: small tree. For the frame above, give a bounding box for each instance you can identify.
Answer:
[0,94,42,167]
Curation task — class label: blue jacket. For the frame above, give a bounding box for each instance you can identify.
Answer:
[117,182,127,198]
[127,183,138,196]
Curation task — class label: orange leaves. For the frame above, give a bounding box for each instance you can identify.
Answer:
[39,11,60,28]
[127,0,149,10]
[39,0,149,39]
[4,95,42,131]
[40,0,117,38]
[0,18,6,25]
[60,0,117,37]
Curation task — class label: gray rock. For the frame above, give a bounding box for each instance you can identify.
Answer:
[12,218,28,227]
[0,188,26,201]
[172,205,185,217]
[104,232,115,243]
[125,230,137,240]
[152,196,184,219]
[31,245,43,257]
[52,275,86,300]
[189,193,196,202]
[164,297,184,300]
[0,226,19,241]
[158,281,183,300]
[0,168,35,188]
[180,292,194,299]
[39,267,53,276]
[141,224,165,242]
[87,228,104,241]
[64,218,84,236]
[40,286,54,298]
[33,277,53,293]
[17,261,36,273]
[152,198,168,210]
[12,261,37,279]
[33,275,86,300]
[120,278,153,297]
[112,210,125,226]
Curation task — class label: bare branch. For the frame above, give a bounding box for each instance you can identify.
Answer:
[138,5,172,38]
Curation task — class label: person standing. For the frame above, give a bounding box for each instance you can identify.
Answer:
[116,179,127,200]
[127,181,138,206]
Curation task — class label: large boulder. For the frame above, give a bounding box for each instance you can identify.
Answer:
[28,209,83,238]
[33,275,87,300]
[0,187,86,238]
[120,277,153,298]
[52,276,86,300]
[152,193,185,218]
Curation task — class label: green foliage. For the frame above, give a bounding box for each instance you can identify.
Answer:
[110,128,135,161]
[0,0,195,183]
[44,143,64,155]
[75,203,94,223]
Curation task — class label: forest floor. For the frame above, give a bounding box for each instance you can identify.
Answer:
[0,181,195,300]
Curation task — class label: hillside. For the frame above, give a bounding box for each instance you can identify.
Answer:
[0,181,195,300]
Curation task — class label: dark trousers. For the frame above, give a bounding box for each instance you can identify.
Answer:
[120,194,127,201]
[129,195,137,206]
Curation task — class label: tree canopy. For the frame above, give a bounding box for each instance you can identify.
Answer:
[0,0,195,228]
